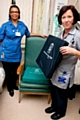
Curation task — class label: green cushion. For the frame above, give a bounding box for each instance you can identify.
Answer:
[20,88,50,93]
[20,81,50,89]
[22,67,49,85]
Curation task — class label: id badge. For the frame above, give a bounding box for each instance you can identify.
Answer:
[1,52,4,58]
[15,32,21,36]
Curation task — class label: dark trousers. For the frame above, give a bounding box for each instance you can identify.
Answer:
[2,61,20,91]
[50,81,68,115]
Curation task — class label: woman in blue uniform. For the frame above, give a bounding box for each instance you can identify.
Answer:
[0,5,46,97]
[45,5,80,119]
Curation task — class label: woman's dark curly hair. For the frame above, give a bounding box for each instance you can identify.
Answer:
[9,5,20,20]
[58,5,79,25]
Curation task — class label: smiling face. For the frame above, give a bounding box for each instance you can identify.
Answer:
[61,9,74,31]
[9,7,20,20]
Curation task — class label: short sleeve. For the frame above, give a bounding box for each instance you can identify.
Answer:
[75,31,80,50]
[25,26,30,37]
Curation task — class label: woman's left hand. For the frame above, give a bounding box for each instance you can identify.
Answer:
[60,46,76,55]
[30,33,47,38]
[40,35,47,38]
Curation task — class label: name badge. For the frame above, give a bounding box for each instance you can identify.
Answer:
[15,32,21,36]
[1,52,4,58]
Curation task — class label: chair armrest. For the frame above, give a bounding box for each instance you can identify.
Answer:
[17,61,24,83]
[17,61,24,75]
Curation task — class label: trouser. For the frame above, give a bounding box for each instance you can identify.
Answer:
[2,61,20,91]
[50,81,68,115]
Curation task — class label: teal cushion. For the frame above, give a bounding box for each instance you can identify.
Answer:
[22,67,49,85]
[20,81,50,89]
[20,88,50,93]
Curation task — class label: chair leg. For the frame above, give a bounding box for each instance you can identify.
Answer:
[18,92,21,103]
[48,94,51,104]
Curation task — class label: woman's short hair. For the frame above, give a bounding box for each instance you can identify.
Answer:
[9,5,20,20]
[58,5,79,25]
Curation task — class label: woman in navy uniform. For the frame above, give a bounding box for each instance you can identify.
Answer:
[0,5,46,97]
[45,5,80,119]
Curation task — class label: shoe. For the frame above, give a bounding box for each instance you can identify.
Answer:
[14,86,19,90]
[45,107,55,114]
[9,90,14,97]
[51,112,65,119]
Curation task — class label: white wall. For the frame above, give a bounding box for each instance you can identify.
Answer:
[0,0,11,24]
